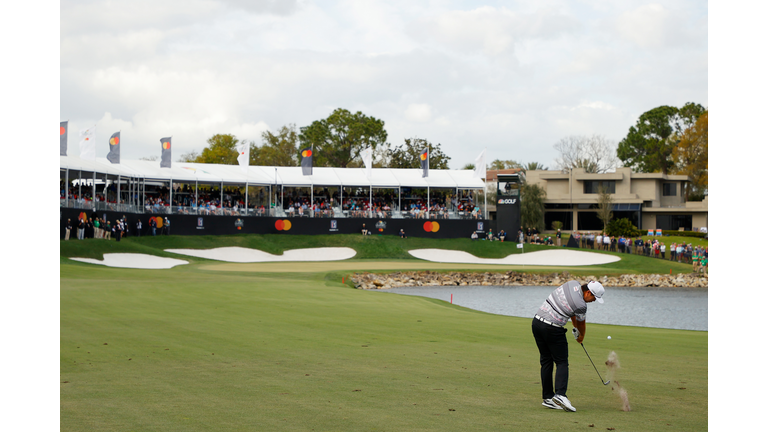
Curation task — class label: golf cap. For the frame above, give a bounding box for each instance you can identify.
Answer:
[587,281,605,304]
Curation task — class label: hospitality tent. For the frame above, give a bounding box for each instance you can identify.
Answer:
[60,156,487,216]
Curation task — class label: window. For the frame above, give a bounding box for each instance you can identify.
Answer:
[583,180,615,194]
[663,183,677,196]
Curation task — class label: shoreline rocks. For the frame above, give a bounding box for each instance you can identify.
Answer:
[352,270,708,290]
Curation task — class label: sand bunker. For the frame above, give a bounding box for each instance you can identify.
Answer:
[407,248,621,266]
[165,247,357,263]
[70,253,189,269]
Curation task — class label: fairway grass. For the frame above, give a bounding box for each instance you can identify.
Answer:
[61,258,707,431]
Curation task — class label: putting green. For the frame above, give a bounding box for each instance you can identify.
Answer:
[198,260,576,273]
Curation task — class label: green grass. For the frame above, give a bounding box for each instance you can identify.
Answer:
[61,235,707,431]
[59,233,700,276]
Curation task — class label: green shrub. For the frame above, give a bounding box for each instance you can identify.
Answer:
[661,230,707,238]
[551,221,563,231]
[606,218,642,237]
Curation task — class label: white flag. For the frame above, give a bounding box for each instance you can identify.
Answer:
[362,147,373,179]
[79,125,96,160]
[237,142,249,173]
[473,148,486,179]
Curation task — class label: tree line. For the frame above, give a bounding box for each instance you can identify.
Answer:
[177,108,452,170]
[177,102,707,202]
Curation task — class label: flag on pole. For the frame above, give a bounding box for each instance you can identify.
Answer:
[237,142,249,173]
[473,148,486,179]
[362,147,373,179]
[107,131,120,164]
[79,125,96,160]
[301,147,313,176]
[160,137,172,168]
[420,149,429,178]
[60,121,68,156]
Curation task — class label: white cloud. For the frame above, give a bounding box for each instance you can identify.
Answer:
[59,0,708,168]
[404,103,433,123]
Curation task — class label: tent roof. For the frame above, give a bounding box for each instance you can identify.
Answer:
[60,156,485,189]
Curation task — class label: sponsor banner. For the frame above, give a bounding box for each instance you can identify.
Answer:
[497,198,517,205]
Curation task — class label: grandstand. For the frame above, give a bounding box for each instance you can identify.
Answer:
[60,156,490,238]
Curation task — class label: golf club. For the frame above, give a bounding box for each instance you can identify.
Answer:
[573,328,610,385]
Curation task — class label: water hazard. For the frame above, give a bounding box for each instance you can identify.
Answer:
[381,285,707,331]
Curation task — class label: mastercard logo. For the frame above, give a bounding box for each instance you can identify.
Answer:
[163,142,171,149]
[60,126,66,135]
[110,137,120,146]
[302,149,312,158]
[275,219,292,231]
[420,152,427,161]
[423,221,440,232]
[155,216,164,228]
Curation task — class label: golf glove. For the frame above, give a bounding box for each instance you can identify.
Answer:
[571,328,580,340]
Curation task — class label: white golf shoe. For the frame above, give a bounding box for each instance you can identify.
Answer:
[542,399,563,410]
[552,394,576,412]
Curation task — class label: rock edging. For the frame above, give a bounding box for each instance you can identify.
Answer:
[352,271,707,290]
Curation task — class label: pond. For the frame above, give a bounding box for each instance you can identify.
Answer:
[380,285,707,331]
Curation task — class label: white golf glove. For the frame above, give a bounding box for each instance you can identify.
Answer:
[571,328,580,340]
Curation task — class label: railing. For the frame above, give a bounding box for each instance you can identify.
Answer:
[62,198,483,220]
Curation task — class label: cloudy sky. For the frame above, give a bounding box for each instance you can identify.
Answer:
[59,0,708,168]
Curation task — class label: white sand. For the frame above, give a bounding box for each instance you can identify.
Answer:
[408,248,621,266]
[164,247,357,263]
[70,253,189,269]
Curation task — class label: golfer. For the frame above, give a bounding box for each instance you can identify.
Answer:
[532,280,605,412]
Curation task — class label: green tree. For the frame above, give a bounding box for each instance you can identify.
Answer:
[521,182,546,232]
[617,103,705,175]
[462,163,475,170]
[596,185,614,232]
[606,218,642,237]
[672,111,708,200]
[195,134,239,164]
[489,159,523,170]
[524,161,547,171]
[299,108,388,167]
[250,124,300,166]
[387,138,451,169]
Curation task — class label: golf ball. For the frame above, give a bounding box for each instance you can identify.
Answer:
[607,336,612,340]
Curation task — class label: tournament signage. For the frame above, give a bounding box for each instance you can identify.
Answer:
[375,220,386,232]
[497,198,517,205]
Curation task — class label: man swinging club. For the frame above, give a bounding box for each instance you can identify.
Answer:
[531,280,605,412]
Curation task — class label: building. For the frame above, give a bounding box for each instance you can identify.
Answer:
[522,167,708,233]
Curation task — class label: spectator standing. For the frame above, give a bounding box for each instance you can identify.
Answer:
[136,219,142,237]
[556,229,561,247]
[596,233,603,250]
[77,218,85,240]
[104,221,111,240]
[604,234,611,251]
[164,218,171,235]
[150,217,157,236]
[660,242,666,259]
[692,247,700,272]
[672,243,678,262]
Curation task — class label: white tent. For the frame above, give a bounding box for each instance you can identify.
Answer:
[60,156,485,189]
[60,156,486,217]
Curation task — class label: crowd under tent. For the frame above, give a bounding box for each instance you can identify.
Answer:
[60,155,487,219]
